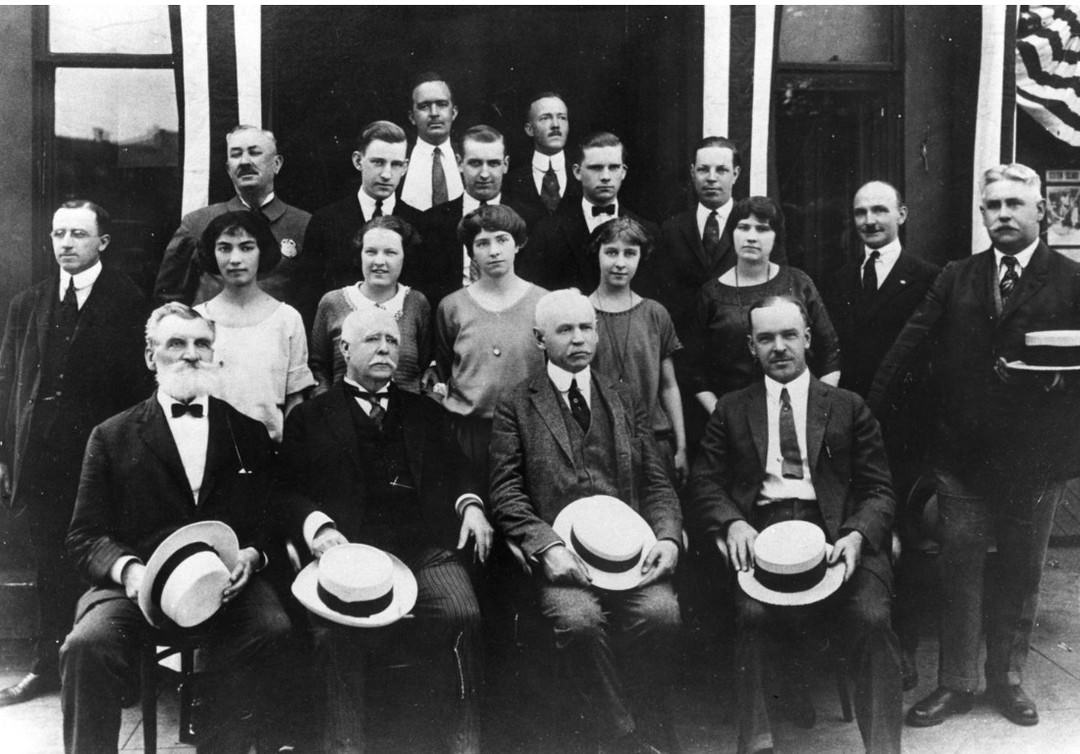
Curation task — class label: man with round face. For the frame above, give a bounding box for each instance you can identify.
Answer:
[0,200,150,707]
[400,73,464,211]
[871,163,1080,730]
[506,92,580,219]
[489,289,683,753]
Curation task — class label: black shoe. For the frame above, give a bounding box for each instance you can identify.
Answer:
[905,686,974,727]
[901,650,919,692]
[989,684,1039,726]
[0,673,58,707]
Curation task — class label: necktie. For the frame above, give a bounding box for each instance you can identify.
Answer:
[779,388,804,479]
[541,161,561,212]
[344,383,388,427]
[171,402,204,418]
[591,204,616,218]
[60,277,79,329]
[703,210,722,263]
[432,146,449,206]
[567,378,591,432]
[373,199,384,218]
[862,250,880,295]
[1000,255,1020,303]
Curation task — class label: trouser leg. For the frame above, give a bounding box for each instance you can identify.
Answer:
[732,590,778,754]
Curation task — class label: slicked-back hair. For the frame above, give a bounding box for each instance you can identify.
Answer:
[355,120,407,154]
[526,91,568,118]
[198,210,281,276]
[410,71,454,101]
[227,124,278,152]
[981,163,1042,196]
[145,302,215,347]
[57,199,111,236]
[694,136,741,169]
[573,131,625,166]
[350,215,422,271]
[456,124,505,156]
[588,216,655,262]
[457,205,528,255]
[746,294,810,333]
[730,196,787,261]
[534,288,592,333]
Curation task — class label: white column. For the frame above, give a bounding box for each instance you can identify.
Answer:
[702,5,731,137]
[234,5,262,127]
[749,4,776,196]
[972,6,1010,253]
[180,5,210,215]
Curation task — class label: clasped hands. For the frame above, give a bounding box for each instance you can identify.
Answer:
[724,520,863,583]
[540,538,679,588]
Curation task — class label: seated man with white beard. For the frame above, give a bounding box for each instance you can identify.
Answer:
[61,302,294,754]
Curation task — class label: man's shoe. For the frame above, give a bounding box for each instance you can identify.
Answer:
[904,686,974,727]
[901,649,919,692]
[0,673,57,707]
[989,684,1039,726]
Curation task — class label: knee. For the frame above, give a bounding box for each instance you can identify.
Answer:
[551,601,606,642]
[735,598,772,634]
[638,590,681,638]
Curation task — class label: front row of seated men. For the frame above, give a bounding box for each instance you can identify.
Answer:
[58,291,897,754]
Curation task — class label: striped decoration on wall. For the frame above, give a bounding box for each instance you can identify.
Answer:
[1017,5,1080,147]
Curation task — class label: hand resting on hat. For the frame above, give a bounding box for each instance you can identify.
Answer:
[222,547,263,603]
[121,561,146,601]
[636,539,680,588]
[541,544,593,586]
[457,505,493,564]
[826,530,864,583]
[311,526,350,559]
[725,520,759,572]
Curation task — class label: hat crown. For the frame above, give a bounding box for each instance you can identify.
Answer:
[571,496,644,565]
[158,549,230,628]
[753,520,825,575]
[319,544,394,603]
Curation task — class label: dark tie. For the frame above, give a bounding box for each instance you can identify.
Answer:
[432,146,449,206]
[591,204,616,218]
[372,199,384,218]
[171,402,204,418]
[862,250,880,295]
[60,277,79,330]
[1000,255,1020,303]
[567,378,591,432]
[541,161,561,212]
[703,210,722,263]
[344,383,388,426]
[779,388,804,480]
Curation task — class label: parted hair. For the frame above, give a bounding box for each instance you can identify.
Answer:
[198,210,281,276]
[457,205,528,255]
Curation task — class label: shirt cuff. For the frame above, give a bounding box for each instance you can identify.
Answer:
[110,555,141,587]
[454,494,483,518]
[303,511,336,550]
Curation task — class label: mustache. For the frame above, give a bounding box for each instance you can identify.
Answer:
[235,166,259,176]
[156,361,220,401]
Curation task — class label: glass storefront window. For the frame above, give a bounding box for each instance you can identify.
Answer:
[779,6,894,65]
[49,5,172,55]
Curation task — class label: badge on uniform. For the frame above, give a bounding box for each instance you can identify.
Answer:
[280,238,298,258]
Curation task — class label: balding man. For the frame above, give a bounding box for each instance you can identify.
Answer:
[505,92,581,222]
[400,72,464,211]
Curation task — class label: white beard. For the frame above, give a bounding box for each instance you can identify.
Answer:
[156,362,220,402]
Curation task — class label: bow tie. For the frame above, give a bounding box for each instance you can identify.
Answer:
[591,204,616,217]
[344,382,389,404]
[170,402,204,418]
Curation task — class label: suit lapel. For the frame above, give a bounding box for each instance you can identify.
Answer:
[973,250,998,319]
[529,377,574,464]
[32,281,55,359]
[136,397,193,501]
[678,211,710,271]
[806,379,831,470]
[744,384,768,469]
[1001,244,1050,321]
[593,376,633,482]
[395,388,425,485]
[325,384,364,475]
[197,398,237,508]
[864,253,914,318]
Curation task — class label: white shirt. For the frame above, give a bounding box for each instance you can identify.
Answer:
[759,370,817,503]
[862,238,902,289]
[696,198,734,240]
[357,187,397,220]
[58,260,103,309]
[583,198,619,234]
[531,150,567,196]
[994,239,1038,282]
[343,376,389,416]
[238,192,275,211]
[461,193,502,285]
[547,361,592,410]
[400,138,463,211]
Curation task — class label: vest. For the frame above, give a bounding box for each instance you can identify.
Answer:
[554,379,621,499]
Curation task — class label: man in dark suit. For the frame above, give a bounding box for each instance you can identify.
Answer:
[0,200,150,706]
[305,120,424,291]
[490,289,682,754]
[504,92,580,225]
[521,132,659,293]
[60,303,294,753]
[400,72,463,211]
[277,307,492,754]
[153,125,315,324]
[413,124,537,307]
[686,295,901,754]
[870,163,1080,729]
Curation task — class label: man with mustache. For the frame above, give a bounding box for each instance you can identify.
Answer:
[153,125,316,326]
[871,163,1080,729]
[505,91,580,223]
[0,200,150,707]
[686,295,901,754]
[400,72,464,211]
[60,302,294,753]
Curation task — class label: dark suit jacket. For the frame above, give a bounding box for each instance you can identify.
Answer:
[277,382,478,555]
[825,250,940,398]
[305,193,424,292]
[504,160,581,229]
[685,377,895,584]
[869,242,1080,486]
[520,202,661,293]
[0,266,150,507]
[489,370,682,559]
[66,396,277,589]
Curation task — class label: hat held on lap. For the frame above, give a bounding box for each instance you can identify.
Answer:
[737,520,844,606]
[552,495,658,591]
[292,543,417,628]
[139,521,240,628]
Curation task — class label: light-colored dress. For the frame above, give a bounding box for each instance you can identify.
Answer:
[194,301,315,442]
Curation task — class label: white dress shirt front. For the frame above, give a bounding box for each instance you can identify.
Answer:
[759,370,817,503]
[400,138,464,211]
[58,260,103,309]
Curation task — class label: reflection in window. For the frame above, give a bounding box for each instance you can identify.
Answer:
[779,6,893,65]
[49,5,172,55]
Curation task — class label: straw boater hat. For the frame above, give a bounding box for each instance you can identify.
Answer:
[292,543,417,628]
[138,520,240,628]
[737,520,845,606]
[552,495,658,591]
[1006,330,1080,371]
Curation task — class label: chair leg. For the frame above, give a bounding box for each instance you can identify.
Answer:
[141,642,158,754]
[835,655,854,722]
[179,646,197,744]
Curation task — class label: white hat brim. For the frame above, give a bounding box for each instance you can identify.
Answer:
[737,545,845,607]
[291,552,417,628]
[139,520,240,627]
[552,499,658,592]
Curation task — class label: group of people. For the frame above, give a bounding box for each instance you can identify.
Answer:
[1,70,1078,754]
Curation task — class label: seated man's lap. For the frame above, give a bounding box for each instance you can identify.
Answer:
[536,580,680,640]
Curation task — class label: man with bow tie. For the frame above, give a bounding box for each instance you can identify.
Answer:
[61,303,294,753]
[277,307,493,753]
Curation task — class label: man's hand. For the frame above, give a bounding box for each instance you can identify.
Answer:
[311,526,349,559]
[457,505,494,565]
[638,539,679,587]
[0,462,11,509]
[726,520,759,572]
[828,531,865,583]
[222,547,262,603]
[540,544,592,586]
[673,447,689,487]
[122,561,146,602]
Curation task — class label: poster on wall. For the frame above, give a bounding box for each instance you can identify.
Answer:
[1046,170,1080,261]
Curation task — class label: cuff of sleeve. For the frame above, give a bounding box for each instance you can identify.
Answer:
[455,494,483,518]
[110,555,140,587]
[304,511,336,550]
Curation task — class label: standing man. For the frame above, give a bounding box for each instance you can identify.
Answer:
[871,163,1080,729]
[686,295,901,754]
[490,289,682,754]
[0,200,149,706]
[505,92,580,223]
[305,120,424,291]
[523,132,659,293]
[400,72,464,211]
[153,125,315,324]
